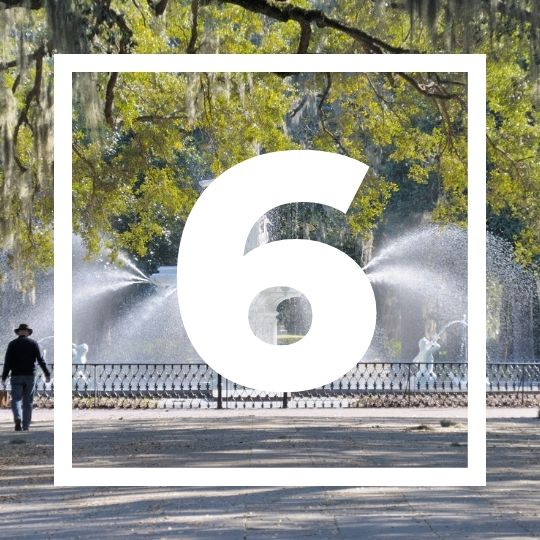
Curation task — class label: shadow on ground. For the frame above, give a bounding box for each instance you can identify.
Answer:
[72,415,467,468]
[0,414,538,539]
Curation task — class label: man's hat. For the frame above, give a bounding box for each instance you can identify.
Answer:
[14,323,33,336]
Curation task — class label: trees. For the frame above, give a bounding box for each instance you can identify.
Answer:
[0,0,538,292]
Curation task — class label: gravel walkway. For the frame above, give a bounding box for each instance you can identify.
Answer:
[0,409,538,539]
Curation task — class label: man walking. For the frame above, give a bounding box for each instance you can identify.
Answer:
[2,324,50,432]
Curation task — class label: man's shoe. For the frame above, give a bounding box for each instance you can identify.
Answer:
[14,419,22,432]
[22,427,29,431]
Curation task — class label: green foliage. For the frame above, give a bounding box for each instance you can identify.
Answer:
[485,32,540,267]
[0,0,538,284]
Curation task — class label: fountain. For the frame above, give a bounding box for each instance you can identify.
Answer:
[408,317,468,389]
[1,213,537,388]
[248,286,311,345]
[362,225,469,362]
[487,234,538,361]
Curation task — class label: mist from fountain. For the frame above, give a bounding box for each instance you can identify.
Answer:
[365,225,467,302]
[0,264,54,348]
[1,212,537,371]
[91,283,199,363]
[360,224,468,362]
[486,234,538,361]
[367,264,463,308]
[72,237,150,302]
[75,221,533,366]
[435,318,468,339]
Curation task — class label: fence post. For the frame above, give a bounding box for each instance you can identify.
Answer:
[521,364,525,405]
[94,364,98,407]
[282,391,288,408]
[407,363,411,406]
[217,373,223,410]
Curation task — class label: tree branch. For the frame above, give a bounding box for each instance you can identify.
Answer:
[201,73,213,122]
[13,44,45,171]
[1,0,44,9]
[218,0,412,54]
[108,7,134,53]
[131,0,148,26]
[0,40,52,72]
[147,0,169,16]
[97,4,132,126]
[217,0,467,104]
[317,73,349,156]
[487,133,525,181]
[186,0,199,54]
[135,113,188,124]
[104,72,119,127]
[297,21,312,54]
[72,143,100,182]
[288,94,308,120]
[397,72,466,106]
[364,73,407,124]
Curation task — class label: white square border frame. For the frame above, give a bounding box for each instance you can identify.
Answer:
[54,54,486,487]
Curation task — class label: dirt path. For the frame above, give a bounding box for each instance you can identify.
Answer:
[0,409,538,538]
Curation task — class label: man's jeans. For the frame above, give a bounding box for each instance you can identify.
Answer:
[10,375,35,429]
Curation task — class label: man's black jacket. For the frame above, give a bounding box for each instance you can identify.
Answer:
[2,336,50,379]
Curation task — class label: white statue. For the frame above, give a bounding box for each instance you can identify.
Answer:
[412,337,440,387]
[72,343,89,382]
[74,343,89,365]
[257,215,271,246]
[38,336,54,363]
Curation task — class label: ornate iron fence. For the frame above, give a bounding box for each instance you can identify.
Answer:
[1,361,539,408]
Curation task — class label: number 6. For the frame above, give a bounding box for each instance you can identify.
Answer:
[178,150,376,392]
